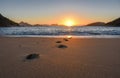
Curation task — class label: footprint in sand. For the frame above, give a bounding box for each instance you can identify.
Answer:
[25,53,39,60]
[56,41,62,43]
[68,37,72,39]
[58,44,68,48]
[63,38,69,41]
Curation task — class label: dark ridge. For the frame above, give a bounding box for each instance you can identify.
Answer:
[19,21,32,26]
[106,18,120,26]
[86,22,106,26]
[0,13,19,27]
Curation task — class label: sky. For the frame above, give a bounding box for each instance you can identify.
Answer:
[0,0,120,25]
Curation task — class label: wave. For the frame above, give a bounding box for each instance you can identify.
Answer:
[0,26,120,37]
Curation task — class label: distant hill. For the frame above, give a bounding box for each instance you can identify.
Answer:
[19,21,32,26]
[106,18,120,26]
[86,22,105,26]
[0,13,19,27]
[1,13,120,27]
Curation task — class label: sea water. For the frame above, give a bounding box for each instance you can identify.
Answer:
[0,26,120,38]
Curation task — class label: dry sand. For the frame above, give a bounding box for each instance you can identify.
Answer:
[0,37,120,78]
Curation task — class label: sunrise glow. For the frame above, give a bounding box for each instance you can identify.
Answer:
[64,20,75,26]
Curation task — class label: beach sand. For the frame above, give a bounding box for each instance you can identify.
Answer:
[0,37,120,78]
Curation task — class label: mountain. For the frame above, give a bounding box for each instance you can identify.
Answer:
[86,22,105,26]
[106,18,120,26]
[0,13,19,27]
[19,21,32,26]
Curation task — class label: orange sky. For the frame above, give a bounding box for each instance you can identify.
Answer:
[1,0,119,26]
[12,13,97,26]
[10,12,117,26]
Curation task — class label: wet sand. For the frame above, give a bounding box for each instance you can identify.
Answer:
[0,37,120,78]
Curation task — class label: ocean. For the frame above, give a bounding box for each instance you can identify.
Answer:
[0,26,120,38]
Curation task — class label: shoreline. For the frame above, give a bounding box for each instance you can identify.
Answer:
[0,35,120,38]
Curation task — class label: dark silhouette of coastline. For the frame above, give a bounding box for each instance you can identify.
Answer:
[0,13,120,27]
[19,21,32,26]
[0,13,19,27]
[106,18,120,26]
[86,18,120,26]
[86,22,105,26]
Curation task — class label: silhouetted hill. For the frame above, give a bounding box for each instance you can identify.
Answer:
[106,18,120,26]
[19,21,32,26]
[0,13,19,27]
[86,22,105,26]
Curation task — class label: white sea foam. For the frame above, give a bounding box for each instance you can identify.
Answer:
[0,26,120,38]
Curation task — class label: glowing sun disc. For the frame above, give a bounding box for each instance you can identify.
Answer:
[64,20,74,26]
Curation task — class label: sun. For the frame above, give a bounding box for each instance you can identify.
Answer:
[64,20,75,27]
